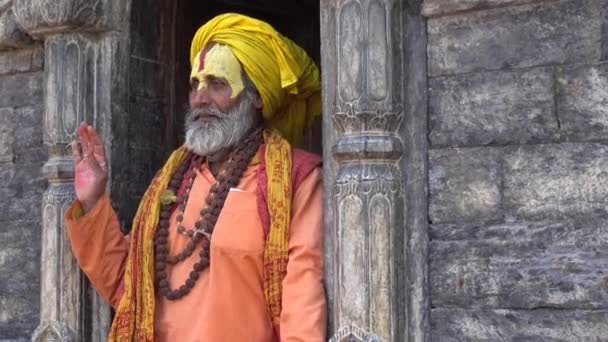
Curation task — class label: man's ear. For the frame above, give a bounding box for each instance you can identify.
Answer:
[254,92,263,110]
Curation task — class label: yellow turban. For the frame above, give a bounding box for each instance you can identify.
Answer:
[190,13,321,145]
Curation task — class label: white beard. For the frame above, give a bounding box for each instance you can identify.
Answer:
[184,92,257,156]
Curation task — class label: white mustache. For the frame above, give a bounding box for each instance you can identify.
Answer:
[186,106,228,123]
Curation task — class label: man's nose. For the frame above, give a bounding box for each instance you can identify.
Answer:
[190,88,211,107]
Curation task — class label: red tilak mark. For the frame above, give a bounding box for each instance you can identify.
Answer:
[198,49,208,72]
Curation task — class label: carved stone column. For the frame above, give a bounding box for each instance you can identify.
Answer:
[12,1,129,340]
[321,0,429,341]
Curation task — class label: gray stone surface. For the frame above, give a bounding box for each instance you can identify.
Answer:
[431,219,608,308]
[0,46,42,75]
[603,0,608,61]
[431,308,608,341]
[0,110,44,340]
[557,62,608,142]
[13,106,44,164]
[429,147,503,224]
[430,67,558,147]
[0,107,13,162]
[428,0,603,76]
[504,143,608,221]
[0,241,40,339]
[422,0,545,18]
[0,73,42,108]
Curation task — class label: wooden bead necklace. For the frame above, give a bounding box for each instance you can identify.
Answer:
[154,127,263,300]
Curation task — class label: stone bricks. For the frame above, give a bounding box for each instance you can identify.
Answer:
[0,107,13,163]
[430,67,558,147]
[0,73,42,108]
[431,308,608,341]
[429,147,502,223]
[431,219,608,309]
[0,46,42,75]
[0,162,45,222]
[503,143,608,221]
[422,0,545,18]
[0,73,44,342]
[0,164,41,338]
[603,0,608,61]
[428,0,603,76]
[13,106,44,165]
[557,62,608,142]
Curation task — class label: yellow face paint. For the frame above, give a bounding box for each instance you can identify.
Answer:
[190,44,244,99]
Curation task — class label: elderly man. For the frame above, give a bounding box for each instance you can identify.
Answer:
[65,13,326,341]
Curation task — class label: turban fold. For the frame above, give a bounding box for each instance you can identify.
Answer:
[190,13,321,145]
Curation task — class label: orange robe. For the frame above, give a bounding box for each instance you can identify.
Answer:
[65,161,326,342]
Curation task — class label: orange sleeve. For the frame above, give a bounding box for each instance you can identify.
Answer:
[65,193,128,308]
[280,167,327,341]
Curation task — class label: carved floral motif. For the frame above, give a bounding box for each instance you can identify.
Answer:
[13,0,106,35]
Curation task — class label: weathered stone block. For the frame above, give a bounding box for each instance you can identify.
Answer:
[422,0,545,18]
[0,72,42,108]
[0,46,41,75]
[0,222,40,339]
[429,147,502,223]
[431,219,608,308]
[430,67,558,147]
[13,106,44,165]
[428,0,603,76]
[557,62,608,142]
[603,0,608,61]
[13,106,43,150]
[431,308,608,341]
[0,107,14,163]
[3,164,45,222]
[504,143,608,220]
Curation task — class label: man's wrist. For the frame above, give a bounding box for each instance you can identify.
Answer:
[79,196,102,214]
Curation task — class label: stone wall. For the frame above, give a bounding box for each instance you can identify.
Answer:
[424,0,608,340]
[0,45,44,339]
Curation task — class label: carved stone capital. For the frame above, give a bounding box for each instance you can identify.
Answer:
[0,4,33,49]
[32,321,76,342]
[13,0,120,37]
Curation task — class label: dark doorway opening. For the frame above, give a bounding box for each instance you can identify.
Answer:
[165,0,322,154]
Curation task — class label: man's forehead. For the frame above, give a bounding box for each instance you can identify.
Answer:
[190,42,245,98]
[197,43,217,73]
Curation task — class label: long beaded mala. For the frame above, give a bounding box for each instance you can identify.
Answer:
[154,127,264,300]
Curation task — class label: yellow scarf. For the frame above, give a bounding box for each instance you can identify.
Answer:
[107,129,292,341]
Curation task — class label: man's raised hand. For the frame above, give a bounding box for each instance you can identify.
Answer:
[70,122,108,213]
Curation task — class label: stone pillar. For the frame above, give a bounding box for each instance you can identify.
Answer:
[321,0,429,341]
[12,0,129,340]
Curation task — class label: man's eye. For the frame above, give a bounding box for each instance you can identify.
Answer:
[190,79,199,90]
[210,78,226,87]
